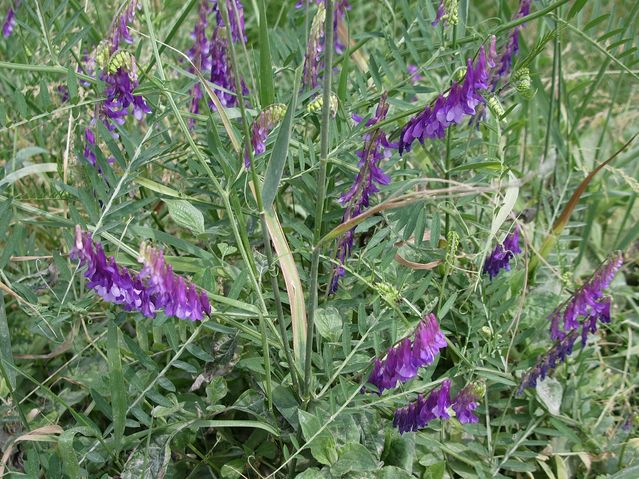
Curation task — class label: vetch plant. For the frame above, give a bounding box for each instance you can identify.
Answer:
[1,0,638,477]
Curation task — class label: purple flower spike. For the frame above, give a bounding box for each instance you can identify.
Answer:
[548,252,623,341]
[451,384,480,424]
[70,227,211,321]
[83,128,97,166]
[2,5,16,38]
[186,0,213,126]
[518,330,579,395]
[108,0,140,51]
[412,313,448,367]
[493,0,532,81]
[139,244,212,321]
[71,226,155,316]
[209,0,248,109]
[483,225,521,279]
[393,380,452,434]
[303,2,326,90]
[367,313,447,394]
[399,46,492,154]
[330,93,393,293]
[520,253,623,395]
[245,104,287,168]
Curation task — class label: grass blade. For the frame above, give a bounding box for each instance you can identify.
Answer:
[261,66,302,211]
[107,320,127,453]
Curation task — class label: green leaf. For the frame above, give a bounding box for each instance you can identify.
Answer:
[298,410,338,466]
[258,0,275,106]
[567,0,588,20]
[376,466,413,479]
[295,468,330,479]
[0,292,15,389]
[315,307,343,342]
[121,434,171,479]
[261,66,302,210]
[107,321,127,453]
[331,442,379,476]
[221,458,245,479]
[165,199,205,235]
[0,163,57,188]
[536,377,562,416]
[488,171,519,239]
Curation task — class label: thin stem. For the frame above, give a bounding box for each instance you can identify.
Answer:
[304,0,334,399]
[219,0,301,393]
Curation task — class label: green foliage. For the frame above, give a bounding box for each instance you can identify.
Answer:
[0,0,638,477]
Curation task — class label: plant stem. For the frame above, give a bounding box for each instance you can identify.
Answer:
[219,0,301,394]
[304,0,334,399]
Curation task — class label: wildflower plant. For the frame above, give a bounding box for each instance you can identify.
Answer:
[1,0,638,477]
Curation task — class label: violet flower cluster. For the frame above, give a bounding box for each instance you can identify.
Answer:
[368,313,447,394]
[548,252,623,343]
[393,380,481,433]
[208,0,248,108]
[518,330,578,394]
[2,1,18,38]
[302,2,326,90]
[519,253,624,394]
[244,103,286,168]
[330,94,393,293]
[82,1,151,167]
[398,46,494,154]
[70,227,211,321]
[483,225,522,279]
[494,0,532,80]
[393,380,452,434]
[186,0,213,126]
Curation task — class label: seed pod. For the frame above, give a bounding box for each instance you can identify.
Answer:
[485,93,505,118]
[307,92,339,117]
[108,50,132,74]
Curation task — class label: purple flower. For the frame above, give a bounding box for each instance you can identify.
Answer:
[107,0,140,51]
[139,244,212,321]
[2,5,16,38]
[493,0,531,81]
[209,0,248,108]
[244,103,286,168]
[399,46,494,154]
[303,2,326,90]
[186,1,213,126]
[83,128,97,166]
[483,225,521,279]
[57,85,70,103]
[101,58,151,124]
[368,313,447,394]
[407,64,423,84]
[548,252,623,342]
[518,330,579,395]
[71,226,156,316]
[451,384,480,424]
[70,227,211,321]
[330,94,393,293]
[79,50,95,87]
[393,380,452,434]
